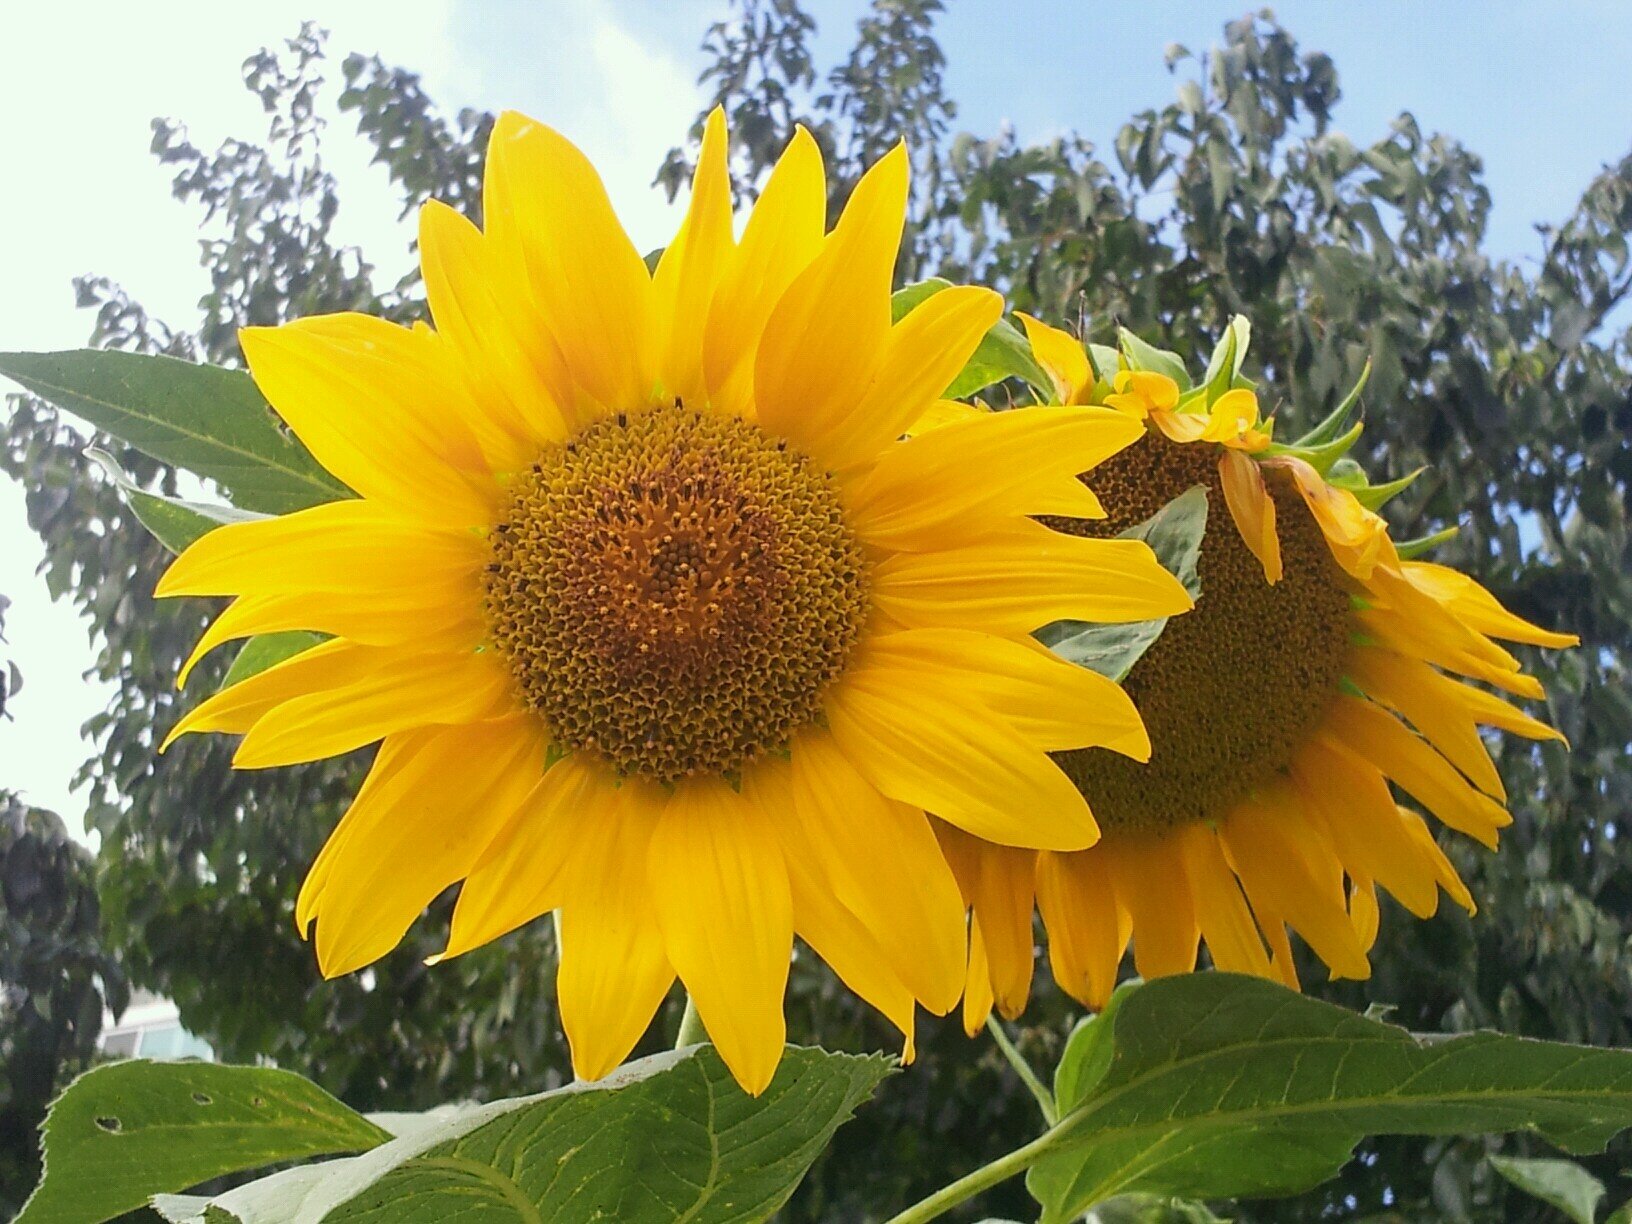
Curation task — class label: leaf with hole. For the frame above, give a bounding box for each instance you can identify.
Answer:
[153,1044,890,1223]
[16,1060,390,1224]
[1026,975,1632,1221]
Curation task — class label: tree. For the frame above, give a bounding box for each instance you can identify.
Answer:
[2,8,1627,1220]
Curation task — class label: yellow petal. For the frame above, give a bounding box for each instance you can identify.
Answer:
[1146,408,1208,443]
[1198,388,1262,444]
[811,285,1003,471]
[844,405,1140,551]
[775,729,965,1014]
[1397,807,1476,913]
[1322,695,1512,848]
[1290,737,1442,919]
[652,107,735,407]
[239,318,494,526]
[1102,834,1199,979]
[1277,455,1389,580]
[934,822,1035,1020]
[1176,823,1272,978]
[1220,782,1372,981]
[161,637,376,748]
[962,918,996,1037]
[232,647,515,769]
[1347,646,1505,799]
[1400,561,1579,648]
[649,775,792,1096]
[438,753,618,961]
[704,127,828,417]
[855,628,1150,758]
[1219,450,1282,584]
[1110,369,1181,414]
[754,145,905,457]
[302,717,544,978]
[1035,848,1129,1010]
[824,659,1097,851]
[870,519,1194,637]
[554,783,675,1082]
[419,198,573,452]
[484,111,654,422]
[1015,313,1092,404]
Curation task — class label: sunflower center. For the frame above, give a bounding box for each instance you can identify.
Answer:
[1050,434,1354,836]
[483,404,870,783]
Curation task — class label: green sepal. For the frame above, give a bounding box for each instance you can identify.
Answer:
[1349,467,1425,511]
[1294,359,1371,448]
[1200,315,1251,405]
[1116,328,1190,388]
[1395,524,1459,559]
[1265,419,1364,475]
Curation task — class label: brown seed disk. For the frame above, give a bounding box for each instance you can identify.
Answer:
[483,405,870,783]
[1049,434,1355,836]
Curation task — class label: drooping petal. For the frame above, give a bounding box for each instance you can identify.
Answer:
[1219,449,1282,584]
[1015,313,1092,404]
[1102,834,1199,979]
[649,776,793,1096]
[1348,646,1505,799]
[1276,455,1389,580]
[935,822,1036,1020]
[1176,823,1272,978]
[1035,848,1129,1009]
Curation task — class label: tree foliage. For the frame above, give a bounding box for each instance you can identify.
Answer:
[2,7,1628,1221]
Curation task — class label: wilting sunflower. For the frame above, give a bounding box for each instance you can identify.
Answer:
[944,314,1576,1030]
[154,109,1192,1092]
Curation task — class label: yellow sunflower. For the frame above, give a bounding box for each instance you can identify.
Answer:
[945,314,1576,1030]
[153,109,1192,1093]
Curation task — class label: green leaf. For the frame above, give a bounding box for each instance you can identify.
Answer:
[16,1060,390,1224]
[1027,975,1632,1221]
[1489,1155,1605,1224]
[1607,1200,1632,1224]
[1037,487,1207,682]
[1,349,349,513]
[1117,328,1190,389]
[86,448,264,554]
[221,632,327,689]
[159,1045,890,1223]
[892,279,1052,398]
[1086,1195,1230,1223]
[1199,315,1251,404]
[1292,359,1371,448]
[1395,524,1459,559]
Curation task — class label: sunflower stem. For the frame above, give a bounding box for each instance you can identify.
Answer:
[674,994,705,1049]
[984,1014,1057,1126]
[881,1125,1065,1224]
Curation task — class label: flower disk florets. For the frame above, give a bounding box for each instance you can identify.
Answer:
[1052,435,1354,834]
[483,403,870,783]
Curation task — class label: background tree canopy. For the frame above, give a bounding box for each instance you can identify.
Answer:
[2,4,1627,1219]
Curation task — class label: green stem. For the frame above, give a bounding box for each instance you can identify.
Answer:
[985,1014,1058,1127]
[674,994,706,1049]
[882,1125,1065,1224]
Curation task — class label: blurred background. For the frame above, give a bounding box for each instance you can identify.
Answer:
[2,2,1628,1219]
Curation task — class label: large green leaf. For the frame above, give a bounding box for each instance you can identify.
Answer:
[1037,486,1207,681]
[86,447,264,554]
[1,349,348,513]
[1026,975,1632,1221]
[891,279,1052,398]
[16,1060,391,1224]
[155,1045,890,1223]
[1488,1155,1606,1224]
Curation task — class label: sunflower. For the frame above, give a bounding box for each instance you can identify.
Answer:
[945,314,1576,1030]
[153,110,1192,1093]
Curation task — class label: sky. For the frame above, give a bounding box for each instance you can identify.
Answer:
[1,0,1629,839]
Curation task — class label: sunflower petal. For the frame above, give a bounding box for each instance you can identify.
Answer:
[1015,313,1092,404]
[1035,849,1129,1009]
[1103,834,1199,979]
[1219,450,1282,584]
[1400,561,1579,648]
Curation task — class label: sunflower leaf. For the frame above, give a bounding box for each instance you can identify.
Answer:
[15,1060,391,1224]
[1117,328,1191,389]
[892,279,1052,398]
[150,1045,890,1223]
[220,632,327,689]
[1488,1154,1605,1224]
[86,448,265,554]
[1,348,349,513]
[1037,486,1207,682]
[1026,974,1632,1221]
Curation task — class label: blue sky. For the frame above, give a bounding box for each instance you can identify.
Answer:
[2,0,1628,831]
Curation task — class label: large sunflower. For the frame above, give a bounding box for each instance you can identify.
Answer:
[946,315,1576,1029]
[155,110,1192,1092]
